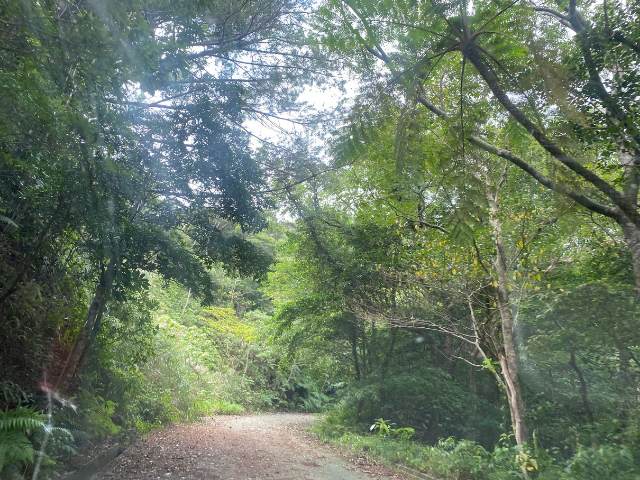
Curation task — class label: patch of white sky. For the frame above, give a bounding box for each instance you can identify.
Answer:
[130,48,361,158]
[244,76,360,152]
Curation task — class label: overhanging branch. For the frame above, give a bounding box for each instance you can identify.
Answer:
[468,135,620,220]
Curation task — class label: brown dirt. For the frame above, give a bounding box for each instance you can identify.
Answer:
[92,413,412,480]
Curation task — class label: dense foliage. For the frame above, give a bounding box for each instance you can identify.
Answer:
[1,0,640,478]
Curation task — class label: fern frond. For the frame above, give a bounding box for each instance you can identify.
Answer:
[0,431,36,472]
[0,407,46,433]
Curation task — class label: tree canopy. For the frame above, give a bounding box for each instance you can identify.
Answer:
[2,0,640,479]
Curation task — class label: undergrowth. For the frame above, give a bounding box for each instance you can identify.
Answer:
[311,410,640,480]
[0,277,328,478]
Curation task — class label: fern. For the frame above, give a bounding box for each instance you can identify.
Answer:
[0,431,36,472]
[0,406,48,477]
[0,407,46,433]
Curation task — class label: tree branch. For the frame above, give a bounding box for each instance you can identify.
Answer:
[468,135,620,220]
[466,48,640,227]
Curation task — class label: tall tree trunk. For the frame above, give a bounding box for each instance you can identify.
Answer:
[54,259,117,396]
[487,192,531,445]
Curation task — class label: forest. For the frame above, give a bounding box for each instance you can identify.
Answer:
[1,0,639,478]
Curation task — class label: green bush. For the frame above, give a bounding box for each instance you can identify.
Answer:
[211,401,245,415]
[312,413,640,480]
[564,445,639,480]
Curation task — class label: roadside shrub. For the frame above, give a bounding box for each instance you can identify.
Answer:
[211,401,245,415]
[312,414,640,480]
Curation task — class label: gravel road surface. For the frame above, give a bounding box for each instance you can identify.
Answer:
[92,413,411,480]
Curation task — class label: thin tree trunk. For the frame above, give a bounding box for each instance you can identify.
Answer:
[370,320,377,372]
[381,327,397,383]
[351,326,361,381]
[569,351,598,448]
[179,288,191,320]
[568,352,595,425]
[242,345,252,385]
[54,258,117,396]
[361,325,368,378]
[487,191,531,445]
[380,327,398,408]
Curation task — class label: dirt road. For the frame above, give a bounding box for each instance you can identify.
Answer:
[93,413,411,480]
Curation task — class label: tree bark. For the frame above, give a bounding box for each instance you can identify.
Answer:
[619,218,640,291]
[466,46,640,229]
[54,258,117,396]
[487,191,531,445]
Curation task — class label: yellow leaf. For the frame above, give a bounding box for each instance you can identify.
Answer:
[493,302,497,307]
[547,284,551,289]
[518,240,524,247]
[473,259,478,265]
[452,269,457,274]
